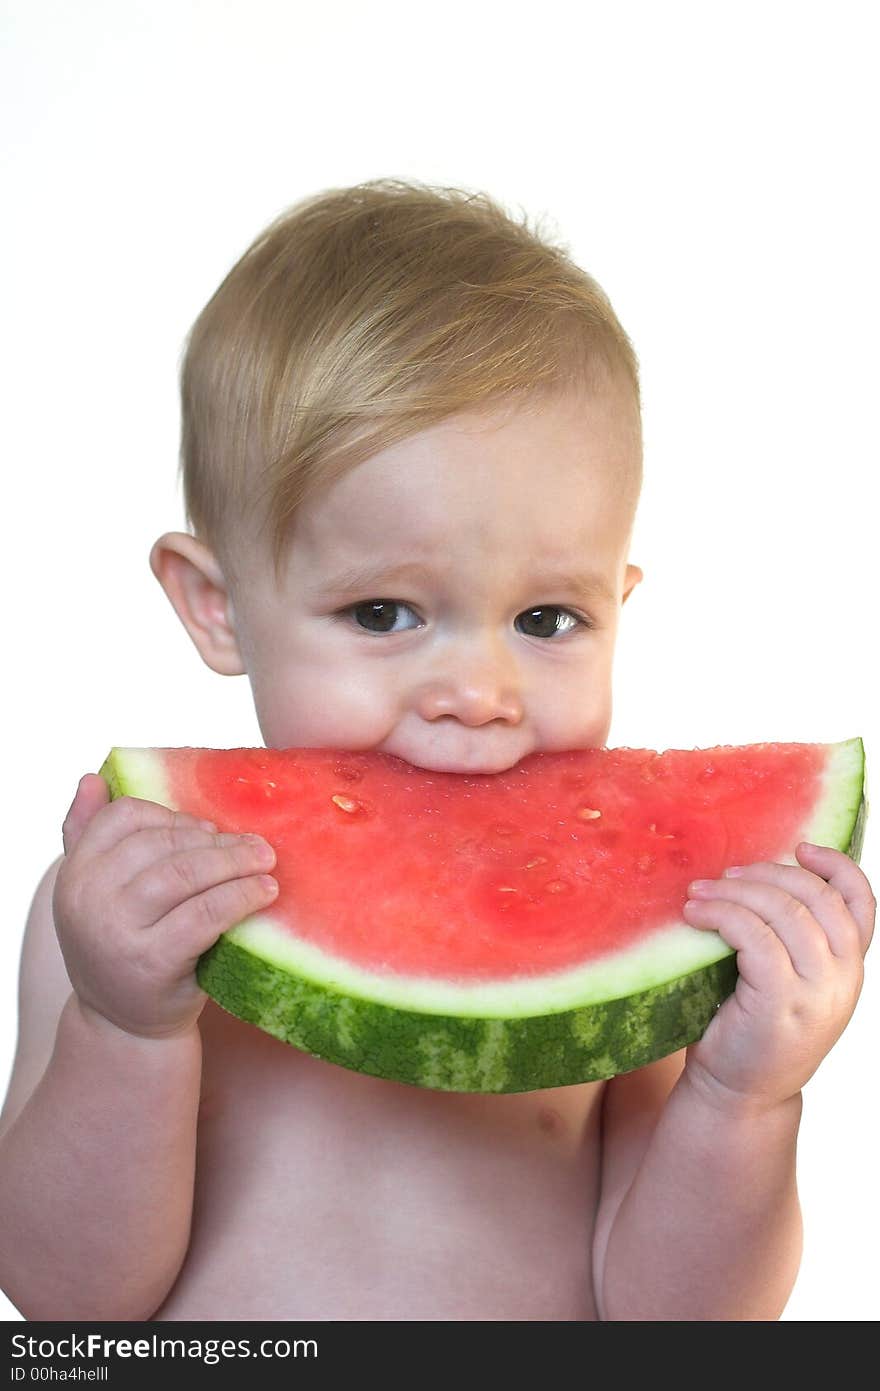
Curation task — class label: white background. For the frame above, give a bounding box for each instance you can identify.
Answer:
[2,0,877,1322]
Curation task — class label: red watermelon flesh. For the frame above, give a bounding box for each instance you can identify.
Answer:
[159,742,827,978]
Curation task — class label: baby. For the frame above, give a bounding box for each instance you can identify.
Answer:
[0,180,874,1321]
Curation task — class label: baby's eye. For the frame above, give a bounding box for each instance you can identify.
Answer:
[515,607,585,639]
[340,601,589,639]
[347,600,421,634]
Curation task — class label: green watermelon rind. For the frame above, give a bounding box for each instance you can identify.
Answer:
[195,937,739,1091]
[98,737,867,1094]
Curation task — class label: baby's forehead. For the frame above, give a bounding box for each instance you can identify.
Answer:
[295,469,623,560]
[279,489,630,614]
[309,407,630,516]
[247,383,640,592]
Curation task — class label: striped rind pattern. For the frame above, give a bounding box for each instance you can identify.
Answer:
[195,935,739,1092]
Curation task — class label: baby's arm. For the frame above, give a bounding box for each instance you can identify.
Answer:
[592,1052,802,1320]
[0,903,203,1321]
[0,777,278,1321]
[593,845,874,1320]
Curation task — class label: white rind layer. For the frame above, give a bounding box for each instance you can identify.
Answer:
[804,736,867,847]
[225,913,733,1017]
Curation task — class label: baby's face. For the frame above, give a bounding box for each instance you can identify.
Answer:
[154,382,643,774]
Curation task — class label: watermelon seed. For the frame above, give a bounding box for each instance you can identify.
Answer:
[333,764,363,783]
[497,885,518,893]
[544,879,571,894]
[331,794,363,814]
[524,856,549,869]
[233,775,277,791]
[576,807,602,820]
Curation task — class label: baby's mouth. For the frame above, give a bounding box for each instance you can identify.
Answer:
[391,749,528,777]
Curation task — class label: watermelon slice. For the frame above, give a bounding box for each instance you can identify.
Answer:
[97,739,867,1094]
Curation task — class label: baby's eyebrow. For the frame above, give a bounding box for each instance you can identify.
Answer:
[309,559,617,606]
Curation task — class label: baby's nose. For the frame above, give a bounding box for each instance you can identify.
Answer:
[415,642,523,726]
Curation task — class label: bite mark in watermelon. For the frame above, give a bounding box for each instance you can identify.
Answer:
[97,739,867,1093]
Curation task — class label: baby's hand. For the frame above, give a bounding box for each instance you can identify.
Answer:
[52,774,279,1039]
[681,843,875,1114]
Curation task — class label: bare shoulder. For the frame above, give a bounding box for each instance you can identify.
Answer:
[0,854,73,1141]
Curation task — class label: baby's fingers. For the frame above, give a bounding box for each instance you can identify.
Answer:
[152,858,280,962]
[62,774,110,855]
[685,875,834,981]
[795,843,876,957]
[124,836,276,923]
[125,834,276,945]
[683,897,794,996]
[65,782,215,859]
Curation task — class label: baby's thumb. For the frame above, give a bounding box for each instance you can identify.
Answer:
[62,774,109,856]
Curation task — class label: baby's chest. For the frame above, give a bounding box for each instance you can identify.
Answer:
[153,1004,604,1320]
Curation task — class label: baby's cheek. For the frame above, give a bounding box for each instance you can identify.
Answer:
[534,680,613,752]
[254,664,393,750]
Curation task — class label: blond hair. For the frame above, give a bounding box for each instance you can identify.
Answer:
[179,177,642,589]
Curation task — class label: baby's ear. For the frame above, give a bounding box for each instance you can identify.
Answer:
[621,563,644,605]
[149,532,246,676]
